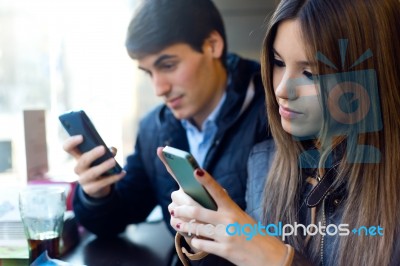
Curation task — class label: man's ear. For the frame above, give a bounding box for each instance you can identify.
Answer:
[205,30,224,58]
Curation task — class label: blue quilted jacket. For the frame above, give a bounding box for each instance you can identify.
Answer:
[72,54,271,237]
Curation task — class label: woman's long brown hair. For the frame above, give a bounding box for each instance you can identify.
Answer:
[261,0,400,265]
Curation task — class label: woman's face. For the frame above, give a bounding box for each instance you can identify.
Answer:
[272,19,323,138]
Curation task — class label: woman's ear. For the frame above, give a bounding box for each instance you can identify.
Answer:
[204,30,224,59]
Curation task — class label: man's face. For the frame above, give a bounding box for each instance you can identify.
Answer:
[138,43,226,127]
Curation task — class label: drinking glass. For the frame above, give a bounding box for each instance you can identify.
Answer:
[19,186,66,264]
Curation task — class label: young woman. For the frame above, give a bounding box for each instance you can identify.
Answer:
[160,0,400,265]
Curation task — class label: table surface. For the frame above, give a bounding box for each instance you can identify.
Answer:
[61,221,175,266]
[0,221,175,266]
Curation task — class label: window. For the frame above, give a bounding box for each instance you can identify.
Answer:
[0,0,161,184]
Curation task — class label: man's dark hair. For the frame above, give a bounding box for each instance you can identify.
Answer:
[125,0,227,66]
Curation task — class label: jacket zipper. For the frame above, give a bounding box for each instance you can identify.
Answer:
[320,196,327,266]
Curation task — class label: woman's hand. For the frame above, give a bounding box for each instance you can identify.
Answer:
[156,147,205,249]
[167,167,288,266]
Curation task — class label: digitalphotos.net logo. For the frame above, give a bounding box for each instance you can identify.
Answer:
[186,220,384,241]
[286,39,382,168]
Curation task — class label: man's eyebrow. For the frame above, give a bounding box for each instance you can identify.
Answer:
[138,54,178,72]
[153,54,177,68]
[272,48,311,67]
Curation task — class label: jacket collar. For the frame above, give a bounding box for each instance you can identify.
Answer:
[156,53,262,151]
[305,142,347,208]
[216,53,262,132]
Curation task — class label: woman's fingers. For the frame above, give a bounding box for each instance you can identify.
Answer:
[172,204,223,226]
[193,169,231,209]
[171,189,202,207]
[156,147,180,183]
[190,237,227,256]
[169,201,197,239]
[174,218,221,239]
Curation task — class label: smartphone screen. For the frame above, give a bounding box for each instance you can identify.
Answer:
[59,110,122,176]
[162,146,217,210]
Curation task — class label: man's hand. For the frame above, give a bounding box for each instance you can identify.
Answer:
[63,135,126,198]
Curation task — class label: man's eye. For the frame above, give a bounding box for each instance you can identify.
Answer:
[273,59,285,67]
[160,63,176,71]
[303,71,316,80]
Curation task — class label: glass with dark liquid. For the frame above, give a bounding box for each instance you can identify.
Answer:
[27,230,61,264]
[19,187,66,264]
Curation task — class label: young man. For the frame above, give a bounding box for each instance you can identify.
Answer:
[63,0,270,237]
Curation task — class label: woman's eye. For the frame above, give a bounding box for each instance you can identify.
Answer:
[303,70,315,80]
[273,59,285,67]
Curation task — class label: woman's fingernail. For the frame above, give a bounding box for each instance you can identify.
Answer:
[195,169,204,177]
[176,223,181,229]
[170,210,174,217]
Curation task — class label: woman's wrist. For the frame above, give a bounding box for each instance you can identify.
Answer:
[281,245,295,266]
[250,236,292,266]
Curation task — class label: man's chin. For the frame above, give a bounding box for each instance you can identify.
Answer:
[170,110,190,121]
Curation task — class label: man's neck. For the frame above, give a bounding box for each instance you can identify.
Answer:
[191,65,227,129]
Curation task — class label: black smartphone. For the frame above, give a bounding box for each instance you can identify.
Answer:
[59,110,122,176]
[162,146,217,210]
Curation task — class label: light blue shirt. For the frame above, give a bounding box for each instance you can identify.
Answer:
[181,93,226,168]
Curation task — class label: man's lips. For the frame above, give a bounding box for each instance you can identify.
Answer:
[166,95,184,108]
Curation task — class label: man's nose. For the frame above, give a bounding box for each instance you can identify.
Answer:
[153,74,171,97]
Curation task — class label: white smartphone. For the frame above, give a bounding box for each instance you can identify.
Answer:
[162,146,217,210]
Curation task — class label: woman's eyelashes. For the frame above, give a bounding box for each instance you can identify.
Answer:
[273,58,285,67]
[274,57,317,80]
[303,70,315,80]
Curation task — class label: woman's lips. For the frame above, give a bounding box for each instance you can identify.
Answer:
[279,105,303,119]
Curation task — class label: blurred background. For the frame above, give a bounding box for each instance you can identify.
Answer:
[0,0,276,184]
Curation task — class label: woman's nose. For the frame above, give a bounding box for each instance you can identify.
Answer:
[275,72,296,100]
[275,73,310,101]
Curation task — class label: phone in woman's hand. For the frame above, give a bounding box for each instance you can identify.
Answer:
[162,146,217,210]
